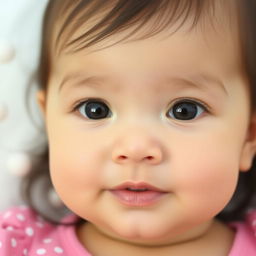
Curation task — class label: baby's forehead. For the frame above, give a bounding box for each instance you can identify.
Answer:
[49,0,238,58]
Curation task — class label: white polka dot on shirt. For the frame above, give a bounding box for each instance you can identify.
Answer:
[3,211,11,219]
[54,247,64,254]
[6,226,14,231]
[11,238,17,248]
[43,238,52,244]
[23,248,28,255]
[16,213,26,221]
[25,227,34,236]
[0,241,2,248]
[36,248,46,255]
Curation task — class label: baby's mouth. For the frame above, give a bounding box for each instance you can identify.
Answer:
[111,181,166,192]
[125,188,149,192]
[109,182,168,207]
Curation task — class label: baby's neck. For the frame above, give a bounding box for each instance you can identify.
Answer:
[76,219,235,256]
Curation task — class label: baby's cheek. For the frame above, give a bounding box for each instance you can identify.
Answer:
[48,151,107,220]
[175,153,240,218]
[49,144,101,193]
[50,153,84,186]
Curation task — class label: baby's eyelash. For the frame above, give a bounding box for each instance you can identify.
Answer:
[70,97,212,123]
[170,98,211,113]
[72,99,88,112]
[71,98,211,111]
[71,98,105,111]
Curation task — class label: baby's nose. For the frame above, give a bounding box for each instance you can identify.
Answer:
[111,133,163,165]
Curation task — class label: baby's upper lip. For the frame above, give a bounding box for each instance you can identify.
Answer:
[111,182,167,192]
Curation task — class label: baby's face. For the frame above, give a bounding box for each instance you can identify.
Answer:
[38,8,255,246]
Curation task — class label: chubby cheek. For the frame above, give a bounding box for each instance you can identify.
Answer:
[174,144,240,220]
[47,127,104,211]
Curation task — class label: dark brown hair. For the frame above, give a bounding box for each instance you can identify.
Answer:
[23,0,256,225]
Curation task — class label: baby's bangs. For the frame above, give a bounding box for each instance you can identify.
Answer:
[54,0,215,54]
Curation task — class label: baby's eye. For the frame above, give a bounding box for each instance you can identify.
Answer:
[166,100,207,121]
[75,99,112,120]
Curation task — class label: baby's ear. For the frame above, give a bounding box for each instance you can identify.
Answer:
[239,113,256,172]
[36,90,47,118]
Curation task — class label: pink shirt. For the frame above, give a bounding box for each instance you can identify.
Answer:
[0,206,255,255]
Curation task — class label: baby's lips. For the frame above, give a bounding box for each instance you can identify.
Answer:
[110,181,167,193]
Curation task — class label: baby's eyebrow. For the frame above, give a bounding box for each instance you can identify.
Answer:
[58,72,228,96]
[58,73,114,92]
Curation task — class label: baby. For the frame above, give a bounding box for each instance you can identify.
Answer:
[2,0,256,255]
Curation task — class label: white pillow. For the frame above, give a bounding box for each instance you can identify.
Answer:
[0,0,48,210]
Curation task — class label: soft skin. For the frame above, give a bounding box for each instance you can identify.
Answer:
[37,7,256,256]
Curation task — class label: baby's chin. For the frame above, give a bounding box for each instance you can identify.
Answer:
[97,218,213,247]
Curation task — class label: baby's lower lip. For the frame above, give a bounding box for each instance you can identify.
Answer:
[110,189,167,207]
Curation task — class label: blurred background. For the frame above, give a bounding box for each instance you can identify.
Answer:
[0,0,48,210]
